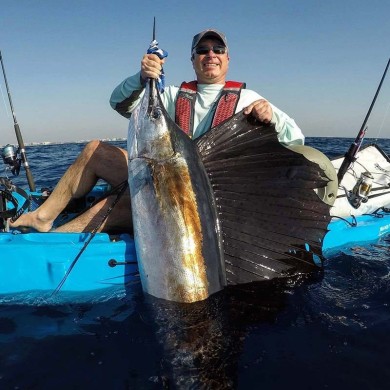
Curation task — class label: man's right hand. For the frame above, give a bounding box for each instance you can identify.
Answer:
[140,54,165,83]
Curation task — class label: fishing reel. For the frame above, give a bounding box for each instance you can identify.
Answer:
[1,144,21,176]
[0,177,31,232]
[348,171,373,209]
[0,176,20,232]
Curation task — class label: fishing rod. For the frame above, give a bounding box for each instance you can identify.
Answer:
[337,57,390,184]
[53,19,167,295]
[52,180,129,295]
[147,17,167,93]
[0,50,36,192]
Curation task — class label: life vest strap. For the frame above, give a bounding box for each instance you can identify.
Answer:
[175,81,245,137]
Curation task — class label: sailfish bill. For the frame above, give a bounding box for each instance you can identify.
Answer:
[127,79,334,303]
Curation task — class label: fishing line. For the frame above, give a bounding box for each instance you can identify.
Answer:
[374,101,390,141]
[0,83,11,117]
[52,180,129,295]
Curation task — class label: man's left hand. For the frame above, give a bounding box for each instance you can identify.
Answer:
[243,99,273,123]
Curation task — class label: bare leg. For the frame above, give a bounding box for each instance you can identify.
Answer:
[11,140,129,232]
[55,190,132,232]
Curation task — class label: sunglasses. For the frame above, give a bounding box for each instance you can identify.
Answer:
[194,45,227,55]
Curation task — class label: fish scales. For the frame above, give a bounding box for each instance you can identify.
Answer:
[127,80,226,303]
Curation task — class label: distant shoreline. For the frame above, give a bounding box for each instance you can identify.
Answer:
[0,138,127,148]
[2,136,389,149]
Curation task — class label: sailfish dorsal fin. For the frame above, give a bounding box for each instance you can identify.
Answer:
[195,111,333,284]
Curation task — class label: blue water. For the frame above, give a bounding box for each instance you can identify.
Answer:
[1,138,390,389]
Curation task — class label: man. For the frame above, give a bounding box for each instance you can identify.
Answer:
[11,29,304,233]
[111,29,303,143]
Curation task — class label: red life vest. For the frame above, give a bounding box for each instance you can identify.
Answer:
[175,80,245,137]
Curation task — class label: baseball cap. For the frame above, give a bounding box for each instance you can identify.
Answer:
[191,29,228,52]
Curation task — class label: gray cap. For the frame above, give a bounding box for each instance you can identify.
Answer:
[191,29,228,52]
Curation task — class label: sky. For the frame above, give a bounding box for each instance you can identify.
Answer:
[0,0,389,145]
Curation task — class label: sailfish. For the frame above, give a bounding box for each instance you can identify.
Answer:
[127,79,336,303]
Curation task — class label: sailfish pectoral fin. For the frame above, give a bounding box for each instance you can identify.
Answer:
[195,111,335,284]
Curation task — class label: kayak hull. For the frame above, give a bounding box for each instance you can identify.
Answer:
[323,211,390,255]
[0,232,138,302]
[322,143,390,254]
[2,144,390,302]
[2,211,390,301]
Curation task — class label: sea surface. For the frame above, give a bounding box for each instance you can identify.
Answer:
[1,137,390,389]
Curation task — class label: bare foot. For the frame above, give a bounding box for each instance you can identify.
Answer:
[10,211,53,232]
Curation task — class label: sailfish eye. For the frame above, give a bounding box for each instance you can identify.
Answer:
[152,107,162,119]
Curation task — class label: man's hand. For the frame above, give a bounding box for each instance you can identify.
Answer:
[243,99,273,123]
[140,54,165,83]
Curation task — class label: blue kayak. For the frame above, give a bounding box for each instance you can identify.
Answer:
[1,144,390,303]
[323,210,390,255]
[0,183,140,303]
[1,206,390,304]
[0,232,138,296]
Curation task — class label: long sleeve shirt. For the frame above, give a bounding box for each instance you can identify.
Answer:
[110,72,304,145]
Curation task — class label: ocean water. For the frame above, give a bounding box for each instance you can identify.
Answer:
[1,138,390,389]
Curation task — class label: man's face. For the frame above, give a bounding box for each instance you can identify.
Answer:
[192,38,229,84]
